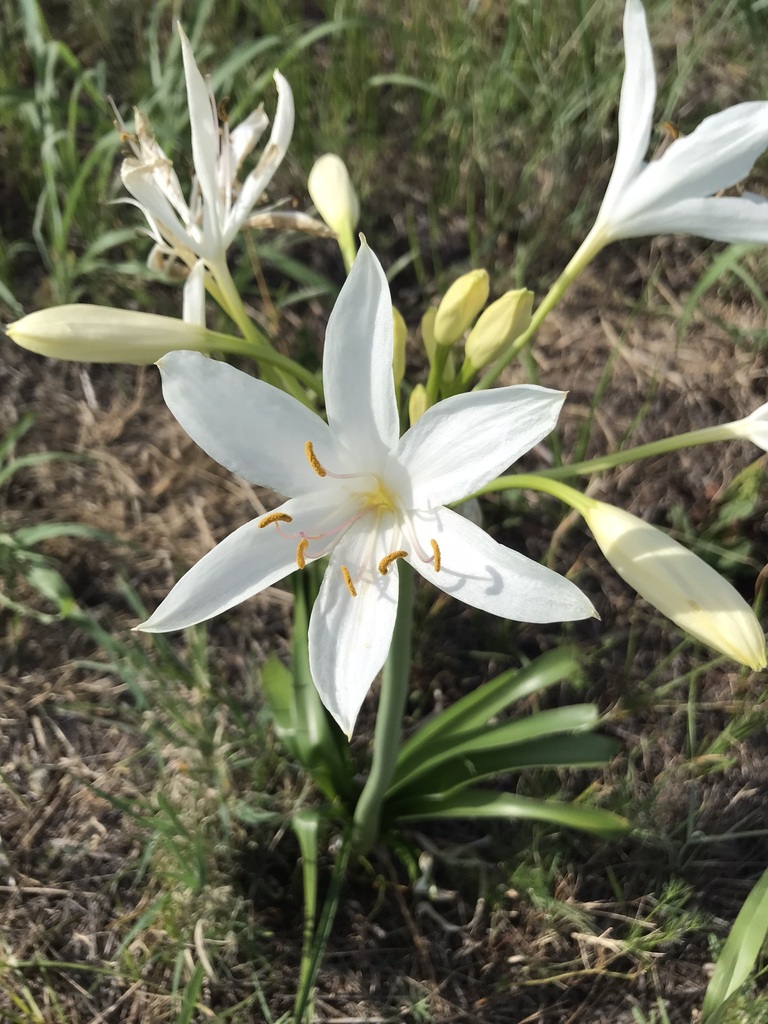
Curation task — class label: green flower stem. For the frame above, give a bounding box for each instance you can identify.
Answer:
[210,258,313,407]
[474,227,606,391]
[469,472,593,515]
[425,343,451,406]
[534,424,736,480]
[352,561,415,856]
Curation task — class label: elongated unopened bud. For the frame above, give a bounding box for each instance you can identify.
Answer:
[433,269,489,347]
[583,500,767,671]
[392,306,407,387]
[6,305,220,364]
[408,383,429,425]
[464,288,534,370]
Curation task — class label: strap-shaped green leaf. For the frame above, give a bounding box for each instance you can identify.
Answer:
[391,788,629,837]
[389,703,598,797]
[395,646,580,780]
[386,733,619,807]
[702,865,768,1023]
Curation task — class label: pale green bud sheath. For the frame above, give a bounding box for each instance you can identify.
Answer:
[308,154,360,273]
[433,269,489,347]
[474,473,766,672]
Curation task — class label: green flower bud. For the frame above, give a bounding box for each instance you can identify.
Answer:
[464,288,534,370]
[392,306,407,387]
[408,383,429,425]
[433,269,489,347]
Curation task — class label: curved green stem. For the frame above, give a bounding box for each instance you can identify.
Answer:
[469,472,592,514]
[352,562,414,856]
[206,327,323,400]
[534,424,736,479]
[474,226,607,391]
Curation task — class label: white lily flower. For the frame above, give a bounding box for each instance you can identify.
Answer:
[117,25,294,301]
[584,0,768,255]
[138,243,595,736]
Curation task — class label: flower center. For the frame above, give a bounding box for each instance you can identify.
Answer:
[257,440,441,596]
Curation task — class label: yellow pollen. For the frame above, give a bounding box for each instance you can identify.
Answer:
[430,539,441,572]
[378,550,408,576]
[258,512,293,528]
[305,440,327,477]
[341,566,357,597]
[296,538,309,569]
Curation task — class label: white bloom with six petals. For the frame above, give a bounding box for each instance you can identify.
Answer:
[138,244,595,735]
[585,0,768,251]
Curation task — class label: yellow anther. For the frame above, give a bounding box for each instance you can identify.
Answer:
[430,539,441,573]
[258,512,293,528]
[296,538,309,569]
[341,565,357,597]
[305,440,327,477]
[661,120,679,140]
[378,550,408,576]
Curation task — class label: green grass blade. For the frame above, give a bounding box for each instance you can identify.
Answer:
[389,703,598,797]
[701,865,768,1023]
[293,810,320,1024]
[392,788,630,837]
[394,646,580,780]
[387,733,618,805]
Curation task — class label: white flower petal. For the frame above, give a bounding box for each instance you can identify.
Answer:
[121,161,199,256]
[157,350,338,496]
[182,260,207,326]
[227,70,295,242]
[137,510,297,632]
[407,506,595,622]
[229,105,269,175]
[178,25,222,254]
[323,242,400,464]
[308,518,399,735]
[616,193,768,243]
[728,400,768,450]
[396,385,565,508]
[599,0,656,216]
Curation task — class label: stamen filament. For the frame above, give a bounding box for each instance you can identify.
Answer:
[305,440,327,477]
[341,565,357,597]
[258,512,293,528]
[296,538,309,569]
[430,539,441,572]
[378,550,408,576]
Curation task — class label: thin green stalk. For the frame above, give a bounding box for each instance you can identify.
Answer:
[470,472,592,514]
[352,562,415,856]
[534,424,737,479]
[206,327,324,400]
[474,227,606,390]
[425,343,451,405]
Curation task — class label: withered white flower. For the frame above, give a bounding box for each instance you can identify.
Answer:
[116,25,294,317]
[138,243,595,735]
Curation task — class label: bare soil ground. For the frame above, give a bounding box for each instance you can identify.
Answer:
[1,236,767,1021]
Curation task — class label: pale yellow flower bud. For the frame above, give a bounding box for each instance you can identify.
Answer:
[433,269,489,347]
[307,154,360,271]
[464,288,534,370]
[408,383,429,426]
[421,307,437,362]
[6,305,219,364]
[392,306,407,387]
[583,499,767,671]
